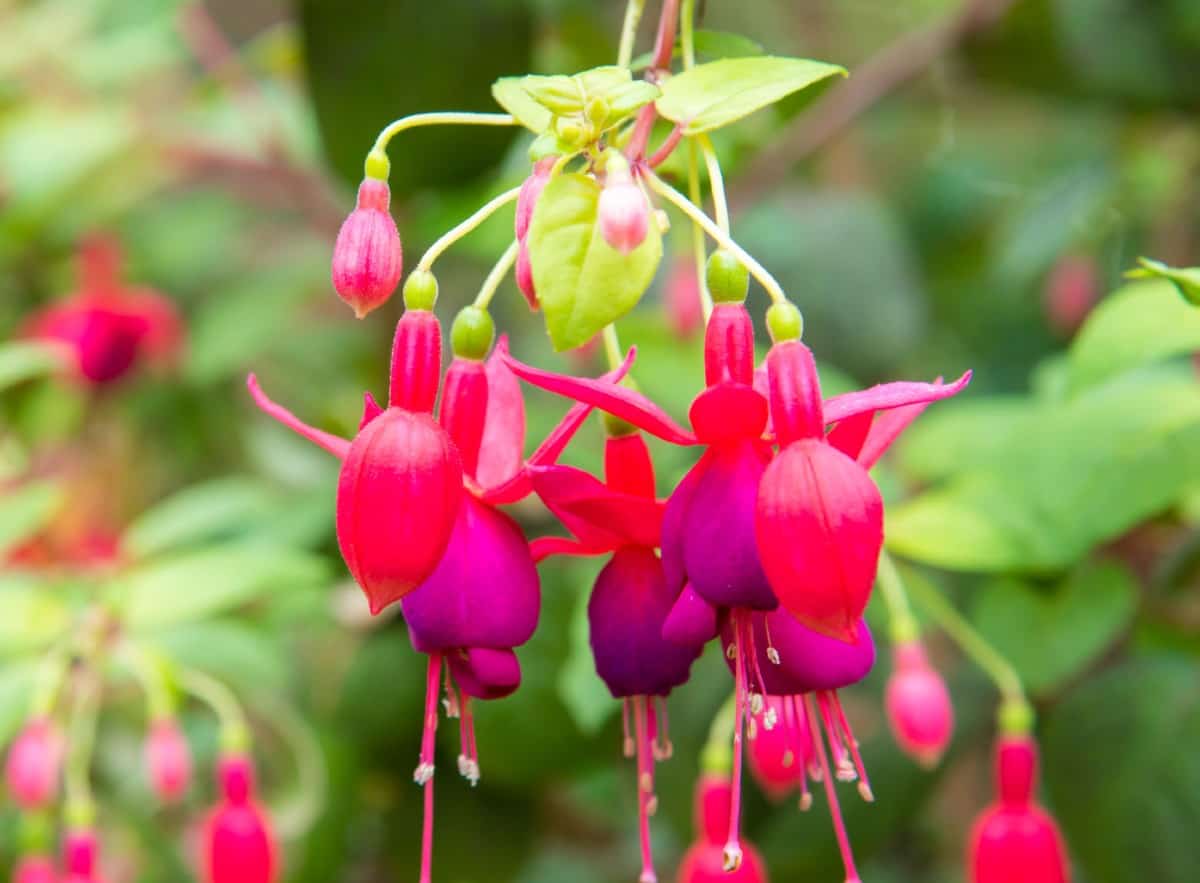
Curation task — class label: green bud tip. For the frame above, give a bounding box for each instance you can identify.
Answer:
[585,96,611,127]
[766,301,804,343]
[602,377,640,436]
[706,249,749,304]
[364,149,390,181]
[403,270,439,311]
[451,307,495,361]
[555,118,585,147]
[998,699,1034,737]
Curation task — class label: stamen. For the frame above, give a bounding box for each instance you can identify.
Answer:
[460,696,480,786]
[724,611,749,872]
[764,616,780,665]
[442,665,460,718]
[830,692,873,802]
[786,696,813,811]
[763,704,778,731]
[653,696,673,761]
[418,653,442,883]
[623,698,636,758]
[817,693,855,782]
[743,614,770,702]
[633,696,658,883]
[804,694,860,883]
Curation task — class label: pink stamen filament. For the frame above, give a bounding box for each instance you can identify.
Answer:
[465,697,479,782]
[654,696,673,761]
[623,698,635,758]
[724,610,750,872]
[817,693,855,782]
[744,616,770,712]
[418,653,443,883]
[804,694,860,882]
[633,696,658,883]
[785,696,813,811]
[830,692,873,802]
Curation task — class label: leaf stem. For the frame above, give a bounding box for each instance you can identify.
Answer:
[644,171,787,305]
[65,668,101,826]
[888,551,1033,731]
[602,325,624,372]
[696,134,730,234]
[473,240,520,310]
[681,0,697,68]
[686,141,713,321]
[875,552,919,644]
[617,0,647,68]
[416,186,522,274]
[372,112,515,157]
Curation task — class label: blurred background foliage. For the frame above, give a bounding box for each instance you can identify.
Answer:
[1,0,1199,882]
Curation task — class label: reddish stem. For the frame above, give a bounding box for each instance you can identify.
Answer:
[724,611,749,871]
[418,653,443,883]
[633,696,658,883]
[651,0,681,70]
[805,694,861,883]
[647,124,686,168]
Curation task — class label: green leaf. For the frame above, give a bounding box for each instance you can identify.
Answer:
[123,478,280,559]
[0,341,62,391]
[0,480,62,558]
[557,577,615,736]
[528,172,663,351]
[894,397,1031,483]
[888,375,1200,572]
[1044,657,1200,883]
[0,661,37,746]
[1069,280,1200,392]
[972,562,1137,694]
[0,576,70,658]
[122,545,328,630]
[491,76,553,133]
[153,620,288,694]
[1127,257,1200,304]
[655,56,845,135]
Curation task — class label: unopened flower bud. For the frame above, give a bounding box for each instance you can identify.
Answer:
[331,178,404,318]
[145,717,192,802]
[5,718,63,810]
[450,307,495,361]
[706,250,749,304]
[598,178,650,255]
[885,641,954,768]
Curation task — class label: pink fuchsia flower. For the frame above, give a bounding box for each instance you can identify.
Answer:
[664,257,703,339]
[145,717,192,803]
[62,828,104,883]
[331,177,403,317]
[969,735,1070,883]
[204,754,277,883]
[14,855,57,883]
[756,337,971,643]
[678,774,768,883]
[529,430,704,883]
[22,235,183,387]
[6,717,63,809]
[885,640,954,768]
[513,157,556,310]
[598,154,650,255]
[248,308,463,614]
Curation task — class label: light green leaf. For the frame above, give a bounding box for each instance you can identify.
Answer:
[122,545,328,630]
[888,375,1200,572]
[492,76,553,133]
[0,576,70,658]
[972,562,1137,694]
[894,397,1031,483]
[1069,280,1200,392]
[0,341,63,391]
[655,56,845,134]
[1128,257,1200,304]
[0,480,62,558]
[0,661,37,746]
[124,478,280,559]
[528,172,663,351]
[558,579,615,736]
[153,620,288,694]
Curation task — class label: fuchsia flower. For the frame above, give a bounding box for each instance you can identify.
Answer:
[885,640,954,767]
[501,298,970,875]
[514,157,556,310]
[969,736,1070,883]
[331,177,404,317]
[248,309,463,614]
[23,235,182,387]
[145,717,193,803]
[63,828,104,883]
[747,694,809,802]
[203,754,276,883]
[528,429,704,883]
[6,717,63,809]
[14,855,57,883]
[598,155,650,255]
[678,774,768,883]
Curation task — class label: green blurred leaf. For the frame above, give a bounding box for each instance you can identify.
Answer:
[894,397,1031,484]
[0,341,63,391]
[1069,280,1200,392]
[655,56,844,135]
[558,576,615,736]
[1126,259,1200,305]
[889,374,1200,572]
[1044,657,1200,883]
[503,67,658,134]
[0,576,70,658]
[124,478,280,559]
[973,562,1137,694]
[0,480,62,558]
[122,545,327,630]
[298,0,533,190]
[492,77,554,133]
[0,661,37,746]
[153,620,288,695]
[528,172,663,351]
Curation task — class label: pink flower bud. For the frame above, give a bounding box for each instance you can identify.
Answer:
[204,754,276,883]
[1044,255,1098,337]
[6,718,63,809]
[679,775,769,882]
[331,178,403,318]
[886,641,954,767]
[665,257,702,339]
[145,718,192,803]
[598,180,650,255]
[63,828,101,883]
[515,158,555,242]
[748,695,809,799]
[14,855,57,883]
[515,240,538,309]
